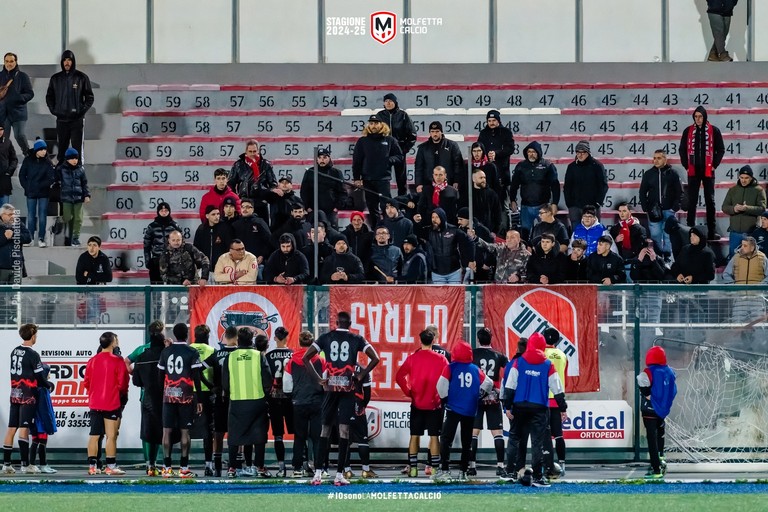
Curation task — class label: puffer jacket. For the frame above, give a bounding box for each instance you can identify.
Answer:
[143,215,182,262]
[352,131,403,182]
[19,153,54,199]
[55,161,89,203]
[509,141,560,207]
[376,106,417,154]
[721,170,766,234]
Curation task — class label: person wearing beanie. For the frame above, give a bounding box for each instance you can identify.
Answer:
[53,147,89,247]
[467,328,509,477]
[0,53,34,156]
[679,106,725,240]
[300,147,347,229]
[19,138,54,247]
[670,226,716,285]
[379,198,413,248]
[319,236,365,284]
[199,168,241,224]
[341,211,374,263]
[46,50,94,164]
[541,327,568,479]
[352,115,403,225]
[377,93,417,195]
[398,234,428,284]
[563,139,609,230]
[503,332,567,488]
[721,164,766,258]
[143,202,182,283]
[227,139,278,223]
[509,141,560,241]
[477,109,514,204]
[639,150,683,262]
[414,120,463,191]
[636,346,676,479]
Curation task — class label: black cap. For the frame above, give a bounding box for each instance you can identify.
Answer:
[403,234,418,246]
[317,147,331,157]
[429,121,443,132]
[487,109,501,121]
[278,176,292,183]
[383,93,398,103]
[739,165,754,177]
[368,115,381,122]
[222,197,237,206]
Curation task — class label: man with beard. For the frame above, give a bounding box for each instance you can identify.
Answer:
[300,147,346,228]
[45,50,93,163]
[352,116,403,224]
[228,139,280,222]
[263,233,309,285]
[414,121,463,191]
[477,110,514,203]
[456,209,494,283]
[320,236,365,285]
[368,226,402,283]
[159,230,209,287]
[341,211,373,263]
[463,142,503,210]
[214,239,258,285]
[563,140,609,228]
[301,223,334,284]
[509,142,560,239]
[398,234,428,284]
[199,168,241,223]
[377,93,417,195]
[424,208,475,284]
[272,202,310,250]
[271,177,300,229]
[460,168,502,236]
[143,202,182,283]
[193,206,233,271]
[379,198,413,248]
[231,198,272,281]
[639,150,683,261]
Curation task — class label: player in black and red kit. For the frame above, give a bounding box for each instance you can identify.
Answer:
[208,326,238,477]
[157,323,204,479]
[469,328,509,477]
[3,324,52,474]
[343,364,377,479]
[303,311,379,486]
[265,326,294,477]
[427,324,451,362]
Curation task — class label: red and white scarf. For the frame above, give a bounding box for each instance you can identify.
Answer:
[619,217,635,251]
[432,181,448,207]
[246,155,261,180]
[472,156,489,169]
[685,122,714,178]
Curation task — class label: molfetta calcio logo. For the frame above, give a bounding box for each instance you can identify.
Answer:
[370,11,397,45]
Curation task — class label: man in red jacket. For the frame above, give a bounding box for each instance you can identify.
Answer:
[199,168,241,223]
[395,329,448,478]
[84,332,129,475]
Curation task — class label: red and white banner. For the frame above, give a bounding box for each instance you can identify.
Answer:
[189,286,304,350]
[329,285,465,401]
[483,285,599,393]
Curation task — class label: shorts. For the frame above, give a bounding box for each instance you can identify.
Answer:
[89,408,122,436]
[7,403,36,429]
[409,406,443,436]
[321,392,355,427]
[473,402,503,430]
[350,413,369,444]
[267,396,294,436]
[214,397,229,433]
[162,402,197,430]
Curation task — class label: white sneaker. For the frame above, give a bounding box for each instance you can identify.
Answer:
[1,464,15,474]
[23,242,32,247]
[238,466,255,477]
[23,464,41,474]
[39,465,57,474]
[38,240,47,248]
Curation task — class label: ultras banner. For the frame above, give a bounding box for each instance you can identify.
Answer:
[329,285,466,401]
[483,285,599,393]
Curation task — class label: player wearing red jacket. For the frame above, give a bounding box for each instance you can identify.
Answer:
[84,332,129,476]
[395,329,448,477]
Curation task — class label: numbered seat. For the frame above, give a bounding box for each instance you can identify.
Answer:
[101,212,199,246]
[107,184,207,213]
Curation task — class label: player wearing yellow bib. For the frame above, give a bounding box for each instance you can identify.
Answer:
[543,327,568,478]
[191,325,216,476]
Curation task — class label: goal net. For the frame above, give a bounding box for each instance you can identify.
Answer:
[663,342,768,465]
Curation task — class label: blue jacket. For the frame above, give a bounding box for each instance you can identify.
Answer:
[514,356,552,408]
[55,161,90,203]
[20,154,55,199]
[572,222,607,256]
[0,220,31,270]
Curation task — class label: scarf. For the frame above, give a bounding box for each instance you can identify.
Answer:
[432,181,448,207]
[472,156,488,169]
[246,155,261,181]
[620,217,635,251]
[685,123,714,178]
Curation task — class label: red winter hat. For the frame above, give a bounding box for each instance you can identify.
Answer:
[350,211,365,222]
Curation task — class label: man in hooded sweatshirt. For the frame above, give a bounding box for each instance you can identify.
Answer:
[721,165,766,258]
[377,93,417,195]
[263,233,309,285]
[679,106,725,240]
[636,346,676,479]
[199,168,241,223]
[45,50,94,164]
[379,198,413,248]
[300,147,347,229]
[503,332,567,488]
[398,234,428,284]
[320,235,365,284]
[435,341,492,482]
[352,116,403,224]
[509,141,560,239]
[424,207,475,284]
[477,110,515,204]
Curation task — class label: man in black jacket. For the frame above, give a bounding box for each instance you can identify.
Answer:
[263,233,309,285]
[320,236,365,284]
[76,236,112,285]
[526,234,566,285]
[377,93,417,195]
[228,139,279,222]
[416,165,459,226]
[231,198,273,280]
[639,150,683,260]
[414,121,463,191]
[300,148,347,229]
[563,140,608,229]
[0,126,18,206]
[398,234,428,284]
[424,208,475,284]
[477,110,514,203]
[352,116,403,224]
[586,235,625,285]
[379,198,413,248]
[0,204,31,284]
[459,168,502,236]
[45,50,94,164]
[509,141,560,240]
[193,206,233,273]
